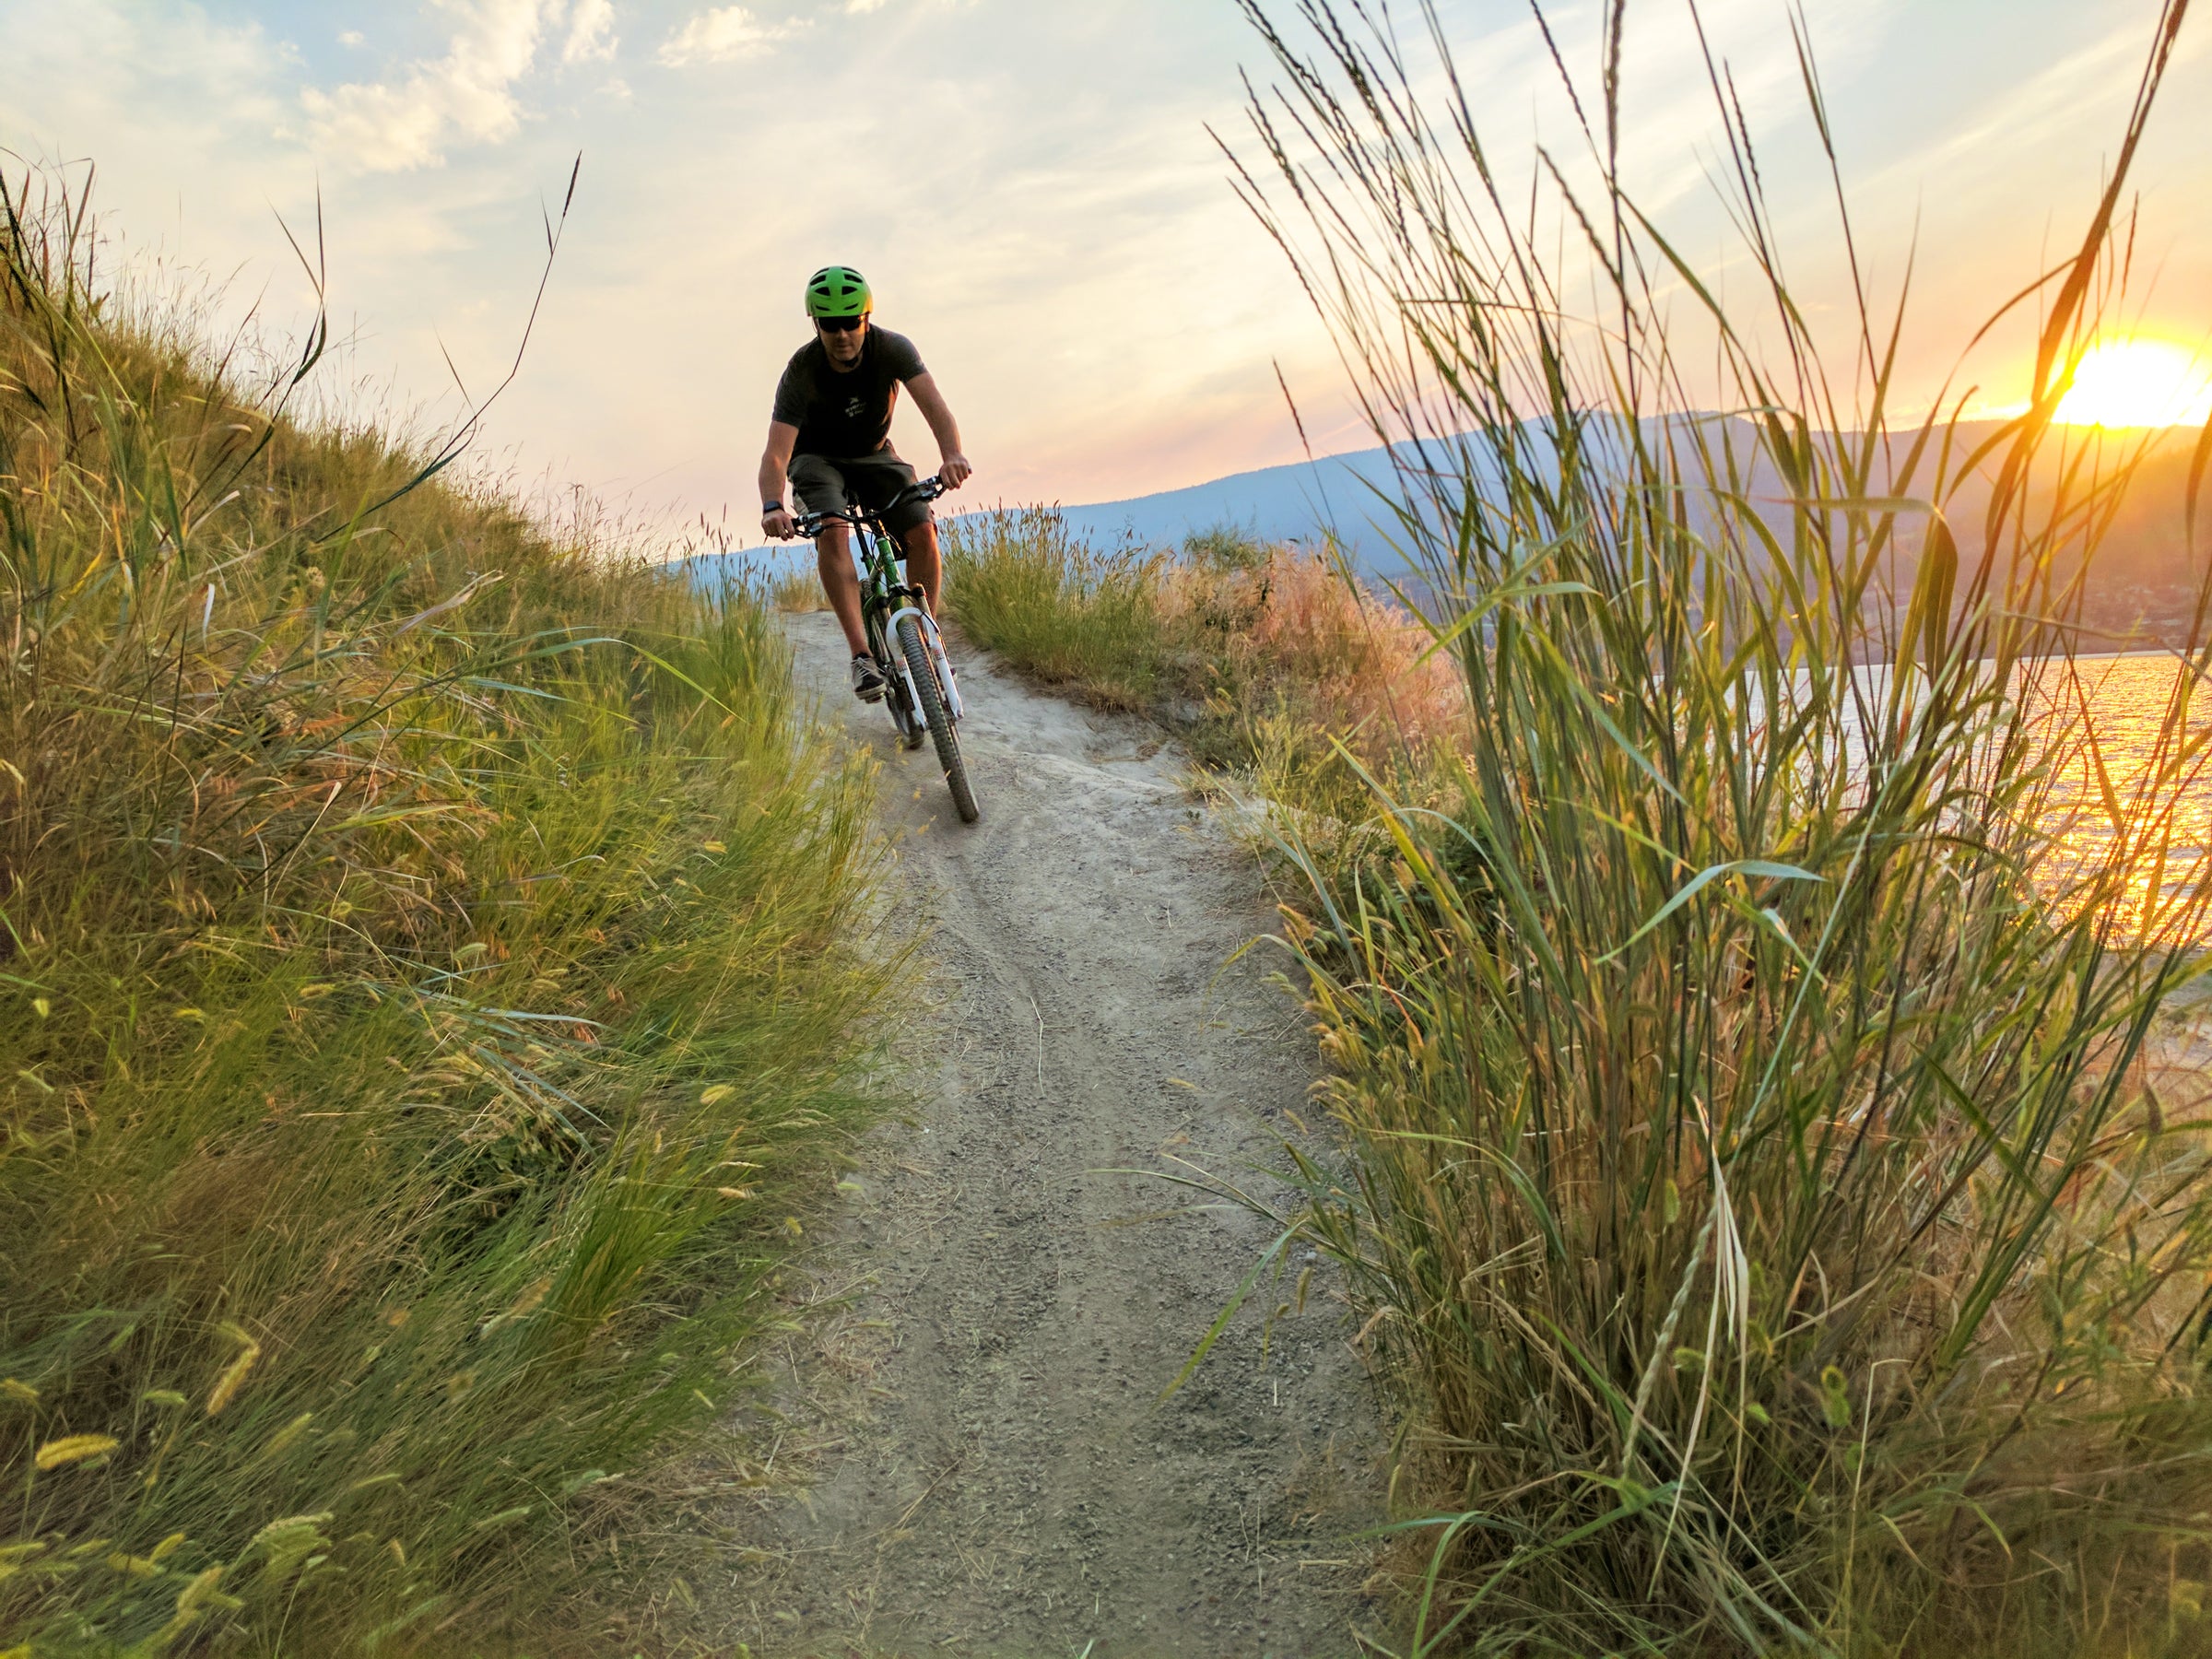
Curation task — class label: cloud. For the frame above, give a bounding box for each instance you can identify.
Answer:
[19,0,2199,524]
[0,1,292,182]
[562,0,618,65]
[300,0,618,173]
[657,7,805,66]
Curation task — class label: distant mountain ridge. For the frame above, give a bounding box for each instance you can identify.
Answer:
[684,421,2206,645]
[677,440,1415,589]
[1043,441,1406,568]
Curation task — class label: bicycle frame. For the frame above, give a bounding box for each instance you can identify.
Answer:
[795,480,963,729]
[851,521,962,729]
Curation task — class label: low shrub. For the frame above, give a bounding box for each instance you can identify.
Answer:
[943,507,1457,830]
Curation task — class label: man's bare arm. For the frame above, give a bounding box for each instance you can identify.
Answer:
[759,420,799,536]
[905,372,972,489]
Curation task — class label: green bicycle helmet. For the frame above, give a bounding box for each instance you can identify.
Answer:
[805,265,873,319]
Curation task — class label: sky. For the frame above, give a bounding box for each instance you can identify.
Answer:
[0,0,2206,542]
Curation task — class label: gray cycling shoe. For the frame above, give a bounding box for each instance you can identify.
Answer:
[850,653,888,702]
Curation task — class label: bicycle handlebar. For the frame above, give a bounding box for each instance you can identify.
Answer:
[774,474,947,540]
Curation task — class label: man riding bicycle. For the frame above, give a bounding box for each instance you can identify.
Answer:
[759,265,973,702]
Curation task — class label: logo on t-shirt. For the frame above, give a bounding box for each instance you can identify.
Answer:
[844,396,866,420]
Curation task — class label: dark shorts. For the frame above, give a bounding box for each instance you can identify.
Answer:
[789,448,934,536]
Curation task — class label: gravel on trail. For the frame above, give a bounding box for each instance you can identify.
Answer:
[710,614,1383,1657]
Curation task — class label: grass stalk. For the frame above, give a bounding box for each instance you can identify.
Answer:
[1210,2,2212,1652]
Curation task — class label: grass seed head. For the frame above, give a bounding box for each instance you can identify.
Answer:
[34,1436,120,1471]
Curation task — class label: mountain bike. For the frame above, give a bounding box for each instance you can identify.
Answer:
[789,475,979,823]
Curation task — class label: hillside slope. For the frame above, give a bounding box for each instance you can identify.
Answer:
[1,188,896,1652]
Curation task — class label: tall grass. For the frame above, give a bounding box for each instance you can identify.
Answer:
[1220,1,2212,1653]
[0,173,898,1651]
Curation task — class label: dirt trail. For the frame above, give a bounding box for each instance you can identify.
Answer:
[713,615,1380,1655]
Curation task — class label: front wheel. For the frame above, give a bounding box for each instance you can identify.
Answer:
[897,616,979,823]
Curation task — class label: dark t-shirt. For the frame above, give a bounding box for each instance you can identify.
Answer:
[771,326,926,458]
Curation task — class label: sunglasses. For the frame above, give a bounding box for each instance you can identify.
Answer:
[816,313,865,334]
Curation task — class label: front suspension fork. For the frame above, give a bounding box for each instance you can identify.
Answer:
[885,604,962,722]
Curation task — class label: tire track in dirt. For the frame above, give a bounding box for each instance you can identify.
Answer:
[712,615,1381,1656]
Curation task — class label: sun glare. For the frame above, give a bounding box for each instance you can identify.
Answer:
[2053,338,2212,429]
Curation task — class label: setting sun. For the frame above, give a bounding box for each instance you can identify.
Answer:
[2053,338,2212,428]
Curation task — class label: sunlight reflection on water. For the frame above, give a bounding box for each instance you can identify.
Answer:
[2037,653,2212,936]
[1776,652,2212,938]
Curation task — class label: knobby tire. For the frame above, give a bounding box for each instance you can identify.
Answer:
[898,617,979,823]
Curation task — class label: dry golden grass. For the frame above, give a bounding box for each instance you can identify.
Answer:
[771,561,830,612]
[1161,543,1461,760]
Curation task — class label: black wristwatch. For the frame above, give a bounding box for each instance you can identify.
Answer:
[762,502,782,515]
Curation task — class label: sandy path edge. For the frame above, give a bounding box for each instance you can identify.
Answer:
[707,615,1383,1656]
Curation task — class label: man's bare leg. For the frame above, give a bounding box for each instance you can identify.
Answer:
[816,526,869,656]
[898,520,944,615]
